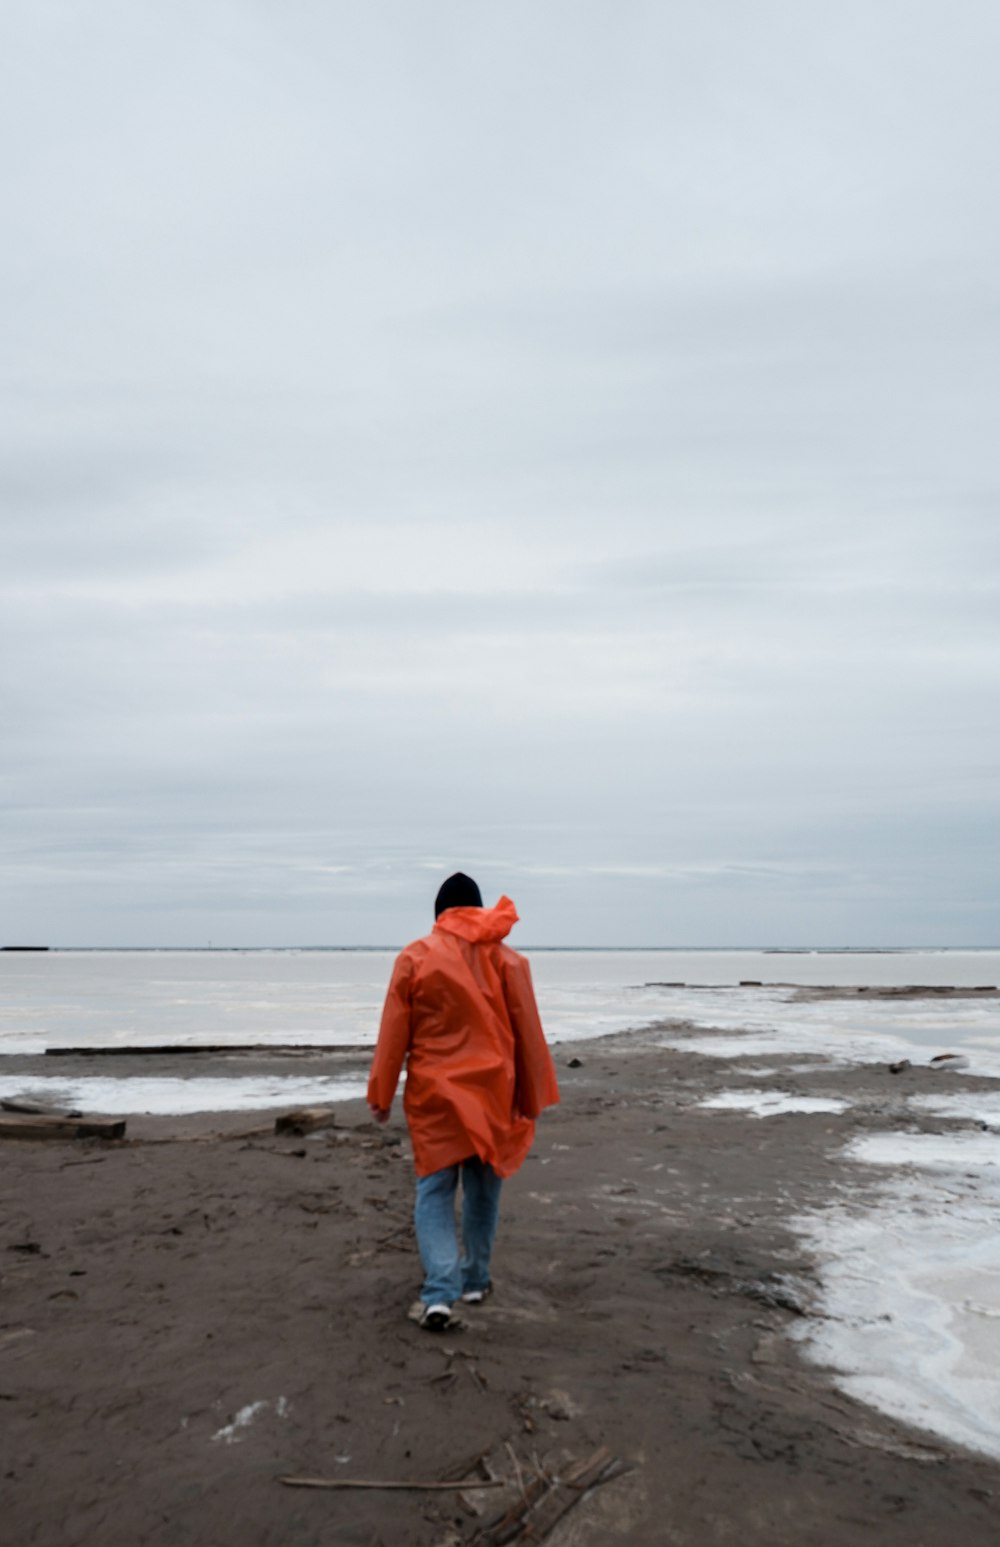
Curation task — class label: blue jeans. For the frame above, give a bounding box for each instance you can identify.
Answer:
[414,1156,502,1306]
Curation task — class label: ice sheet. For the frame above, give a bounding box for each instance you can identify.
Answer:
[793,1129,1000,1459]
[908,1091,1000,1131]
[848,1130,1000,1170]
[659,1028,904,1065]
[659,998,1000,1075]
[0,1074,367,1116]
[699,1090,849,1117]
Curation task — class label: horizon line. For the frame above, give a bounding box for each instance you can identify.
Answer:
[4,944,997,954]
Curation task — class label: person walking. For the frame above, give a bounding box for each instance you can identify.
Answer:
[367,873,560,1330]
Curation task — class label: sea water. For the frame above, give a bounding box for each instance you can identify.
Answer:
[3,946,1000,1460]
[1,945,997,1056]
[1,946,999,1107]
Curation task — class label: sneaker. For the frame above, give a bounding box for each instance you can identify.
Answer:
[419,1302,454,1331]
[460,1284,492,1305]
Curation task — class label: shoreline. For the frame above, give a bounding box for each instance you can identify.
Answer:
[4,1025,1000,1544]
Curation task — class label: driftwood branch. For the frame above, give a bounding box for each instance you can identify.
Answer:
[279,1442,627,1545]
[277,1475,504,1492]
[473,1446,626,1545]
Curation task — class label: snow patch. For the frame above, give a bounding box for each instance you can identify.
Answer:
[212,1397,289,1444]
[792,1131,1000,1459]
[699,1090,849,1118]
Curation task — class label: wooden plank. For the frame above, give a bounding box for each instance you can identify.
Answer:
[1,1098,82,1118]
[0,1114,126,1142]
[274,1107,337,1136]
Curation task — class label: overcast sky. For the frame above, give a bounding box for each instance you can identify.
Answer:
[2,2,998,948]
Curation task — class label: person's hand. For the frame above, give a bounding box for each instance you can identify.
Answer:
[369,1104,390,1125]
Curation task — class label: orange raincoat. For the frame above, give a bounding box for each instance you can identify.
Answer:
[367,896,559,1178]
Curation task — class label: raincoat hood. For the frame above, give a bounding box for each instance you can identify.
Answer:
[433,895,518,944]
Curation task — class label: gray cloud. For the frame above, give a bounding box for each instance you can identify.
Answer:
[2,2,998,946]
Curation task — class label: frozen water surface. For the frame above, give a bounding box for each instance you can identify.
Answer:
[794,1128,1000,1460]
[2,948,998,1057]
[908,1091,1000,1131]
[0,1073,367,1116]
[699,1090,849,1117]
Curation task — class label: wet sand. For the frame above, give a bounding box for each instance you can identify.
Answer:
[4,1024,1000,1546]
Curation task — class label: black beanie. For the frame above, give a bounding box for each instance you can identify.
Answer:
[434,872,483,918]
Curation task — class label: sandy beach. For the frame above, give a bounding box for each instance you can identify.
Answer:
[4,1016,1000,1547]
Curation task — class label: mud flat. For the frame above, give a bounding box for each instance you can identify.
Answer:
[3,1025,1000,1545]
